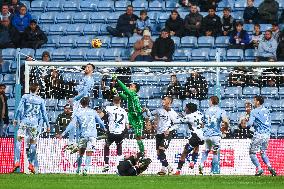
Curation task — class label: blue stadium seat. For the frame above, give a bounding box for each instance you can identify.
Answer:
[39,12,56,24]
[203,72,217,86]
[158,12,169,23]
[46,1,62,12]
[21,1,30,11]
[151,23,164,35]
[3,74,16,84]
[171,99,183,111]
[215,36,230,48]
[208,86,225,96]
[35,48,54,60]
[147,12,159,23]
[111,37,128,48]
[1,61,11,73]
[229,112,242,125]
[98,36,111,48]
[62,0,79,11]
[180,36,197,48]
[89,12,106,24]
[148,0,165,11]
[261,87,279,98]
[173,49,191,61]
[75,36,92,48]
[224,86,243,98]
[30,0,46,12]
[271,112,284,124]
[131,74,144,84]
[45,35,59,48]
[0,74,3,82]
[55,12,72,23]
[236,99,251,111]
[107,12,123,23]
[279,87,284,98]
[40,24,50,34]
[85,48,105,61]
[2,48,16,60]
[4,85,13,97]
[183,99,200,109]
[271,124,279,137]
[226,49,244,61]
[159,74,171,84]
[66,24,84,35]
[79,0,99,11]
[243,24,254,34]
[51,48,70,61]
[191,48,210,61]
[58,99,68,110]
[200,99,209,110]
[45,99,58,111]
[82,23,100,35]
[198,36,215,48]
[209,48,226,61]
[263,98,274,110]
[129,35,142,46]
[19,48,35,59]
[217,0,234,11]
[97,0,114,11]
[114,0,131,11]
[231,11,243,21]
[49,24,68,35]
[165,1,179,11]
[58,36,76,48]
[278,126,284,137]
[171,36,181,48]
[259,24,272,32]
[245,49,257,61]
[119,48,132,60]
[234,0,246,11]
[243,86,260,96]
[271,99,284,111]
[7,98,15,110]
[132,0,149,11]
[147,99,162,109]
[72,12,89,23]
[138,85,155,99]
[254,0,263,7]
[69,48,86,61]
[221,98,236,111]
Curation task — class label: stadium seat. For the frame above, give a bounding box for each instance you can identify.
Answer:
[20,48,35,59]
[226,49,244,61]
[111,37,129,48]
[79,0,99,11]
[221,98,237,111]
[21,1,31,11]
[229,112,242,125]
[271,112,284,124]
[3,74,16,84]
[231,11,243,21]
[262,98,274,110]
[261,87,279,98]
[209,48,226,61]
[180,36,197,48]
[107,12,124,23]
[208,86,225,96]
[82,23,101,35]
[40,24,50,35]
[51,48,70,61]
[173,49,191,61]
[89,12,107,23]
[215,36,230,48]
[45,99,58,111]
[99,36,111,48]
[147,12,159,23]
[171,36,181,48]
[4,85,13,97]
[149,0,165,11]
[62,0,79,11]
[128,35,142,46]
[45,35,59,48]
[58,36,76,48]
[158,12,169,23]
[75,36,92,48]
[243,86,260,96]
[72,12,89,23]
[243,24,254,34]
[46,1,62,12]
[85,48,105,61]
[159,74,171,85]
[171,99,183,111]
[271,124,279,137]
[58,99,68,110]
[236,99,248,111]
[7,98,15,110]
[234,0,246,11]
[278,126,284,137]
[114,0,131,11]
[69,48,86,61]
[259,24,272,32]
[165,1,179,11]
[279,87,284,98]
[49,24,68,35]
[39,12,56,24]
[191,48,210,61]
[200,99,209,110]
[55,12,72,23]
[138,85,155,99]
[198,36,215,48]
[244,49,258,61]
[132,0,149,11]
[1,61,11,73]
[151,23,164,35]
[224,86,243,98]
[147,99,162,109]
[271,99,284,111]
[30,0,46,12]
[65,24,84,35]
[97,0,114,11]
[217,0,234,11]
[2,48,16,60]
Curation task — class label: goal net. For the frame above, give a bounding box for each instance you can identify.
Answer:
[15,61,284,175]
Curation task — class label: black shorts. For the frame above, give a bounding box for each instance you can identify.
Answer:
[156,134,166,150]
[187,132,204,148]
[117,160,137,176]
[106,133,124,146]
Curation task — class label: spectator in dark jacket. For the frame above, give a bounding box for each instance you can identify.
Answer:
[8,0,23,14]
[0,84,9,137]
[55,104,72,136]
[44,69,64,99]
[0,17,16,48]
[201,7,222,37]
[277,38,284,61]
[221,7,235,36]
[184,4,203,37]
[107,5,138,37]
[0,3,11,20]
[243,0,259,24]
[229,21,250,49]
[199,0,220,12]
[22,19,47,49]
[166,75,182,99]
[165,9,184,37]
[183,71,208,100]
[234,102,253,139]
[280,10,284,23]
[271,22,280,43]
[151,29,175,62]
[258,0,279,24]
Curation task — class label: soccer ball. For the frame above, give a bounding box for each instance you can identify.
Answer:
[92,38,102,48]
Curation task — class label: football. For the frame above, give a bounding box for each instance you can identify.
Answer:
[91,38,102,48]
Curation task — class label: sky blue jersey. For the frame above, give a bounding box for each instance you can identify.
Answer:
[14,93,49,128]
[247,106,271,136]
[203,105,227,137]
[73,74,95,101]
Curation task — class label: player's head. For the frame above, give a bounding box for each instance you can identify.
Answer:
[245,101,252,113]
[84,63,95,75]
[29,83,40,94]
[64,104,72,114]
[185,103,198,114]
[113,96,121,106]
[209,96,219,106]
[0,84,6,95]
[129,83,140,92]
[162,95,173,109]
[253,95,264,107]
[80,97,90,108]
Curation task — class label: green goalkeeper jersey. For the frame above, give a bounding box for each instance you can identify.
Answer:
[117,79,142,114]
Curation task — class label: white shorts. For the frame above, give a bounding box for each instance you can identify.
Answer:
[18,123,39,141]
[204,136,221,152]
[249,134,269,154]
[78,137,96,152]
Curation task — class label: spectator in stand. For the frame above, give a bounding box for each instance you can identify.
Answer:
[234,102,253,139]
[183,71,208,100]
[280,10,284,23]
[131,29,153,62]
[256,30,277,62]
[179,0,191,7]
[8,0,23,14]
[221,7,235,36]
[243,0,259,24]
[101,75,116,102]
[201,6,222,37]
[135,10,151,36]
[248,24,263,49]
[271,22,280,43]
[277,35,284,61]
[0,17,16,48]
[165,9,184,37]
[151,28,175,62]
[228,68,247,86]
[0,3,11,20]
[260,68,282,87]
[22,19,47,49]
[166,74,182,99]
[55,104,72,136]
[11,4,31,47]
[199,0,220,12]
[44,68,64,99]
[229,21,250,49]
[258,0,279,24]
[107,5,138,37]
[0,84,9,137]
[184,4,203,37]
[42,51,50,62]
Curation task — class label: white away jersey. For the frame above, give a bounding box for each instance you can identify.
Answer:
[181,111,204,140]
[151,108,179,134]
[105,106,129,134]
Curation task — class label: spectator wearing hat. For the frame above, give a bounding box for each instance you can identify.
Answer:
[151,29,175,62]
[131,30,153,61]
[55,104,73,136]
[201,6,222,37]
[165,9,184,37]
[243,0,259,24]
[256,30,277,62]
[22,19,47,49]
[221,7,235,36]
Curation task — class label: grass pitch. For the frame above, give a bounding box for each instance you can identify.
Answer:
[0,174,283,189]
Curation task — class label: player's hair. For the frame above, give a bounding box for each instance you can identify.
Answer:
[163,95,173,103]
[265,29,273,35]
[29,83,39,93]
[0,84,6,88]
[80,97,90,107]
[210,96,219,105]
[133,83,140,92]
[86,63,95,70]
[186,103,198,113]
[127,5,133,9]
[254,95,264,105]
[245,101,252,107]
[140,10,147,15]
[113,96,121,104]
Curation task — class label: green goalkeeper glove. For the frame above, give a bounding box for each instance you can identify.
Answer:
[112,74,118,81]
[112,87,118,94]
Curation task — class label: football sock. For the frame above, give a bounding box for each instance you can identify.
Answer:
[177,160,185,170]
[158,150,168,167]
[15,140,21,163]
[85,156,91,172]
[137,140,144,154]
[104,145,110,164]
[261,152,271,167]
[76,156,83,173]
[192,152,199,164]
[212,153,220,173]
[200,150,209,166]
[117,143,122,156]
[250,154,261,170]
[29,144,37,164]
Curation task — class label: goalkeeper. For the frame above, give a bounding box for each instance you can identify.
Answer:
[112,74,145,155]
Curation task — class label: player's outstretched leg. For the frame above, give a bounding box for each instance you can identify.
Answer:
[190,151,199,169]
[157,148,172,175]
[211,145,220,174]
[260,151,277,176]
[76,155,83,174]
[250,153,263,176]
[13,138,22,172]
[28,143,37,174]
[83,152,92,176]
[199,150,209,175]
[103,144,110,172]
[175,144,193,175]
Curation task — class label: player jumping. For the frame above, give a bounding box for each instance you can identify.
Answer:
[199,96,229,175]
[112,75,145,155]
[245,95,277,176]
[174,103,204,175]
[102,96,129,172]
[13,83,50,174]
[59,97,106,175]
